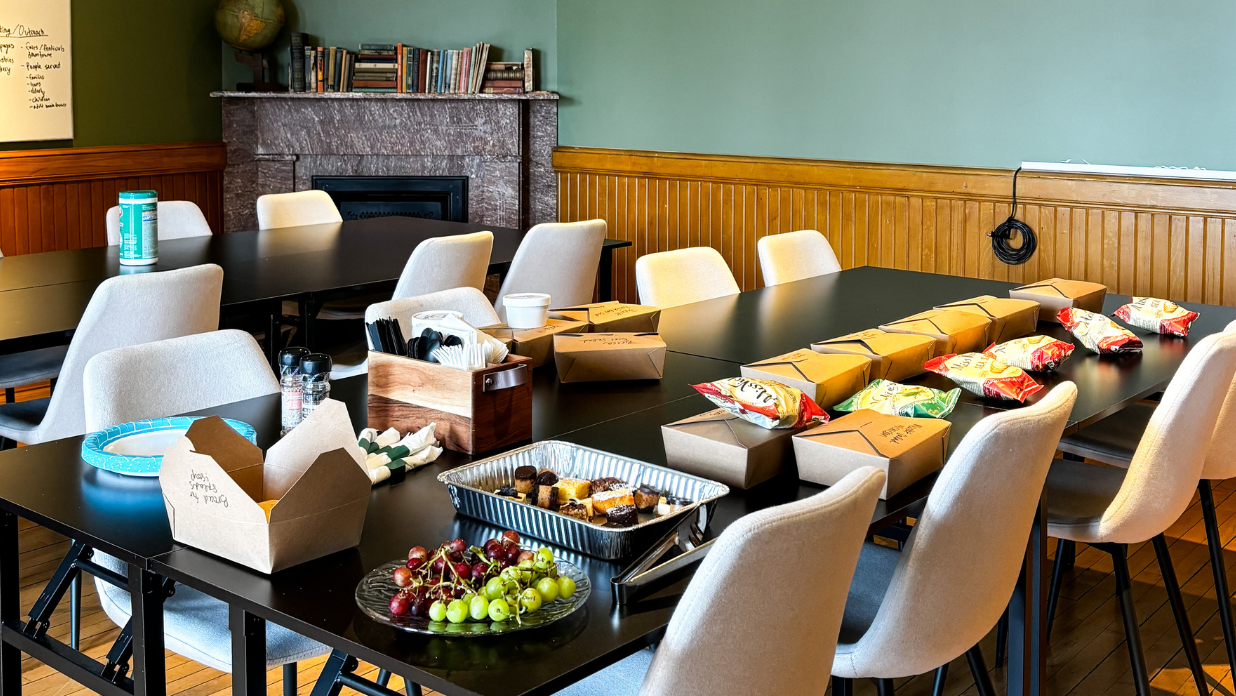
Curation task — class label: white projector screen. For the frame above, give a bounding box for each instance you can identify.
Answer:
[0,0,72,143]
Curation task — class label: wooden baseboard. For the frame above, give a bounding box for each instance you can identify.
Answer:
[554,146,1236,306]
[0,142,226,255]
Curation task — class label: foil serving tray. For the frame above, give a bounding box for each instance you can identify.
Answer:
[438,441,730,559]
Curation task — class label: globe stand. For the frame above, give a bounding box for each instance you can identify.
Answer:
[234,49,285,93]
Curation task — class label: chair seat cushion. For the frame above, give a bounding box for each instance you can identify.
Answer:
[0,398,49,442]
[552,648,653,696]
[0,345,68,390]
[93,554,328,671]
[836,542,901,647]
[1044,457,1129,543]
[1056,404,1153,468]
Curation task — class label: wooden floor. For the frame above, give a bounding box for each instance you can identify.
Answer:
[9,382,1236,696]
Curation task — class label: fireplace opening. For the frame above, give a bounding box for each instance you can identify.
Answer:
[313,176,468,223]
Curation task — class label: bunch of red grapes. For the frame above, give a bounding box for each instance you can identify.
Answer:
[389,530,533,617]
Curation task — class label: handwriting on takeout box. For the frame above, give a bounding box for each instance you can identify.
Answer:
[880,423,922,445]
[581,337,634,345]
[188,470,228,508]
[596,305,641,318]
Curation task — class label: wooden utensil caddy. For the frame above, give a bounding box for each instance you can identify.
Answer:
[367,351,533,454]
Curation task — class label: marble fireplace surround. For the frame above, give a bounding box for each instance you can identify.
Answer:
[214,92,558,233]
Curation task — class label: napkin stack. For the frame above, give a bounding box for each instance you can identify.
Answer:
[357,425,442,484]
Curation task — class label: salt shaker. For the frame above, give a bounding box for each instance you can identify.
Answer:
[278,347,309,435]
[299,353,333,420]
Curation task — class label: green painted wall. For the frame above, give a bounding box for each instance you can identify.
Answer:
[1,0,221,151]
[556,0,1236,171]
[222,0,556,91]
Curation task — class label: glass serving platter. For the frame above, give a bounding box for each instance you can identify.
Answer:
[355,559,590,636]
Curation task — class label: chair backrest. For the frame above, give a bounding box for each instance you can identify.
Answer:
[255,190,342,229]
[758,230,842,286]
[495,220,606,321]
[83,330,278,431]
[105,201,213,246]
[835,382,1077,678]
[1203,320,1236,480]
[635,246,741,309]
[366,287,501,346]
[35,264,224,443]
[1101,330,1236,540]
[639,467,885,696]
[392,231,493,300]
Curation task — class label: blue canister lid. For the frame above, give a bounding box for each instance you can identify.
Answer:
[119,190,158,201]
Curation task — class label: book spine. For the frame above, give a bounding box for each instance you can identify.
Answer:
[316,47,324,92]
[484,70,524,80]
[482,87,526,94]
[346,51,355,92]
[523,49,534,92]
[482,80,525,88]
[418,49,428,93]
[334,48,344,91]
[396,44,403,93]
[290,33,305,92]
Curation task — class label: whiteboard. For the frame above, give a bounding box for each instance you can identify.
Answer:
[0,0,72,142]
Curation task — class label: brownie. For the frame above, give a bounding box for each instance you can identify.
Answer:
[604,504,639,528]
[559,502,591,522]
[514,466,536,494]
[633,485,660,513]
[590,477,625,496]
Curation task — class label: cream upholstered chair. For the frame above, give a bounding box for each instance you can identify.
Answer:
[831,382,1076,696]
[105,201,212,246]
[1048,326,1236,692]
[392,231,493,300]
[757,230,841,286]
[0,264,223,448]
[554,466,886,696]
[0,248,68,402]
[1044,330,1236,696]
[256,190,343,229]
[83,330,279,429]
[495,220,606,322]
[635,247,740,309]
[80,330,324,689]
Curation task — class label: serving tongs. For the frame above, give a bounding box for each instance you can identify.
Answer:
[611,505,715,606]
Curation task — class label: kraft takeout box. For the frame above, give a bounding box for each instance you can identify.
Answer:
[934,295,1041,344]
[810,329,936,382]
[159,400,371,574]
[479,318,589,368]
[740,349,872,410]
[1008,278,1107,323]
[878,309,992,356]
[793,410,951,499]
[553,332,666,382]
[549,301,661,333]
[662,408,799,489]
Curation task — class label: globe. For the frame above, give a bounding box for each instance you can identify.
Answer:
[215,0,285,52]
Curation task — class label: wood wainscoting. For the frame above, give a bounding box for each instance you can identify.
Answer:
[554,147,1236,306]
[0,142,226,256]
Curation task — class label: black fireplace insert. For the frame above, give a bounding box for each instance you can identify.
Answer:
[312,176,467,223]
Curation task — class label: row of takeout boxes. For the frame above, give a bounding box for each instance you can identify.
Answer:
[155,278,1107,574]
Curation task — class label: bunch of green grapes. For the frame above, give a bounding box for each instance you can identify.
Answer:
[427,545,577,625]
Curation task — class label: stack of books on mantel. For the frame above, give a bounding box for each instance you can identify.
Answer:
[288,35,536,95]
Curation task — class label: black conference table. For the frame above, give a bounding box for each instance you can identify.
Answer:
[0,216,631,358]
[0,267,1231,696]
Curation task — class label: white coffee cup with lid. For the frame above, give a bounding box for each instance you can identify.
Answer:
[503,293,552,329]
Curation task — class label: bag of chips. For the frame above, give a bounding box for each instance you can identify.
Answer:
[1058,308,1143,354]
[983,335,1075,372]
[834,379,960,419]
[692,377,828,429]
[924,353,1043,402]
[1113,297,1199,337]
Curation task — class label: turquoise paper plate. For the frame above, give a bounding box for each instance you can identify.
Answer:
[80,417,257,477]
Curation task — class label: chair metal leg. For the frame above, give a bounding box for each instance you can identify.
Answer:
[376,669,391,687]
[1104,543,1152,696]
[875,677,895,696]
[931,664,948,696]
[1047,538,1073,640]
[1152,533,1208,696]
[831,676,854,696]
[283,663,298,696]
[966,645,996,696]
[1201,480,1236,681]
[404,682,422,696]
[69,574,81,650]
[995,606,1009,667]
[3,388,13,404]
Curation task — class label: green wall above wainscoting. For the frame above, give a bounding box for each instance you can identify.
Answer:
[221,0,557,92]
[1,0,221,151]
[556,0,1236,171]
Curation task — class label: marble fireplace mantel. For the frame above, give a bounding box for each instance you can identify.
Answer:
[214,91,558,232]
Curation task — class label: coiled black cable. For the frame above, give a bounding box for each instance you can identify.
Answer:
[990,167,1037,265]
